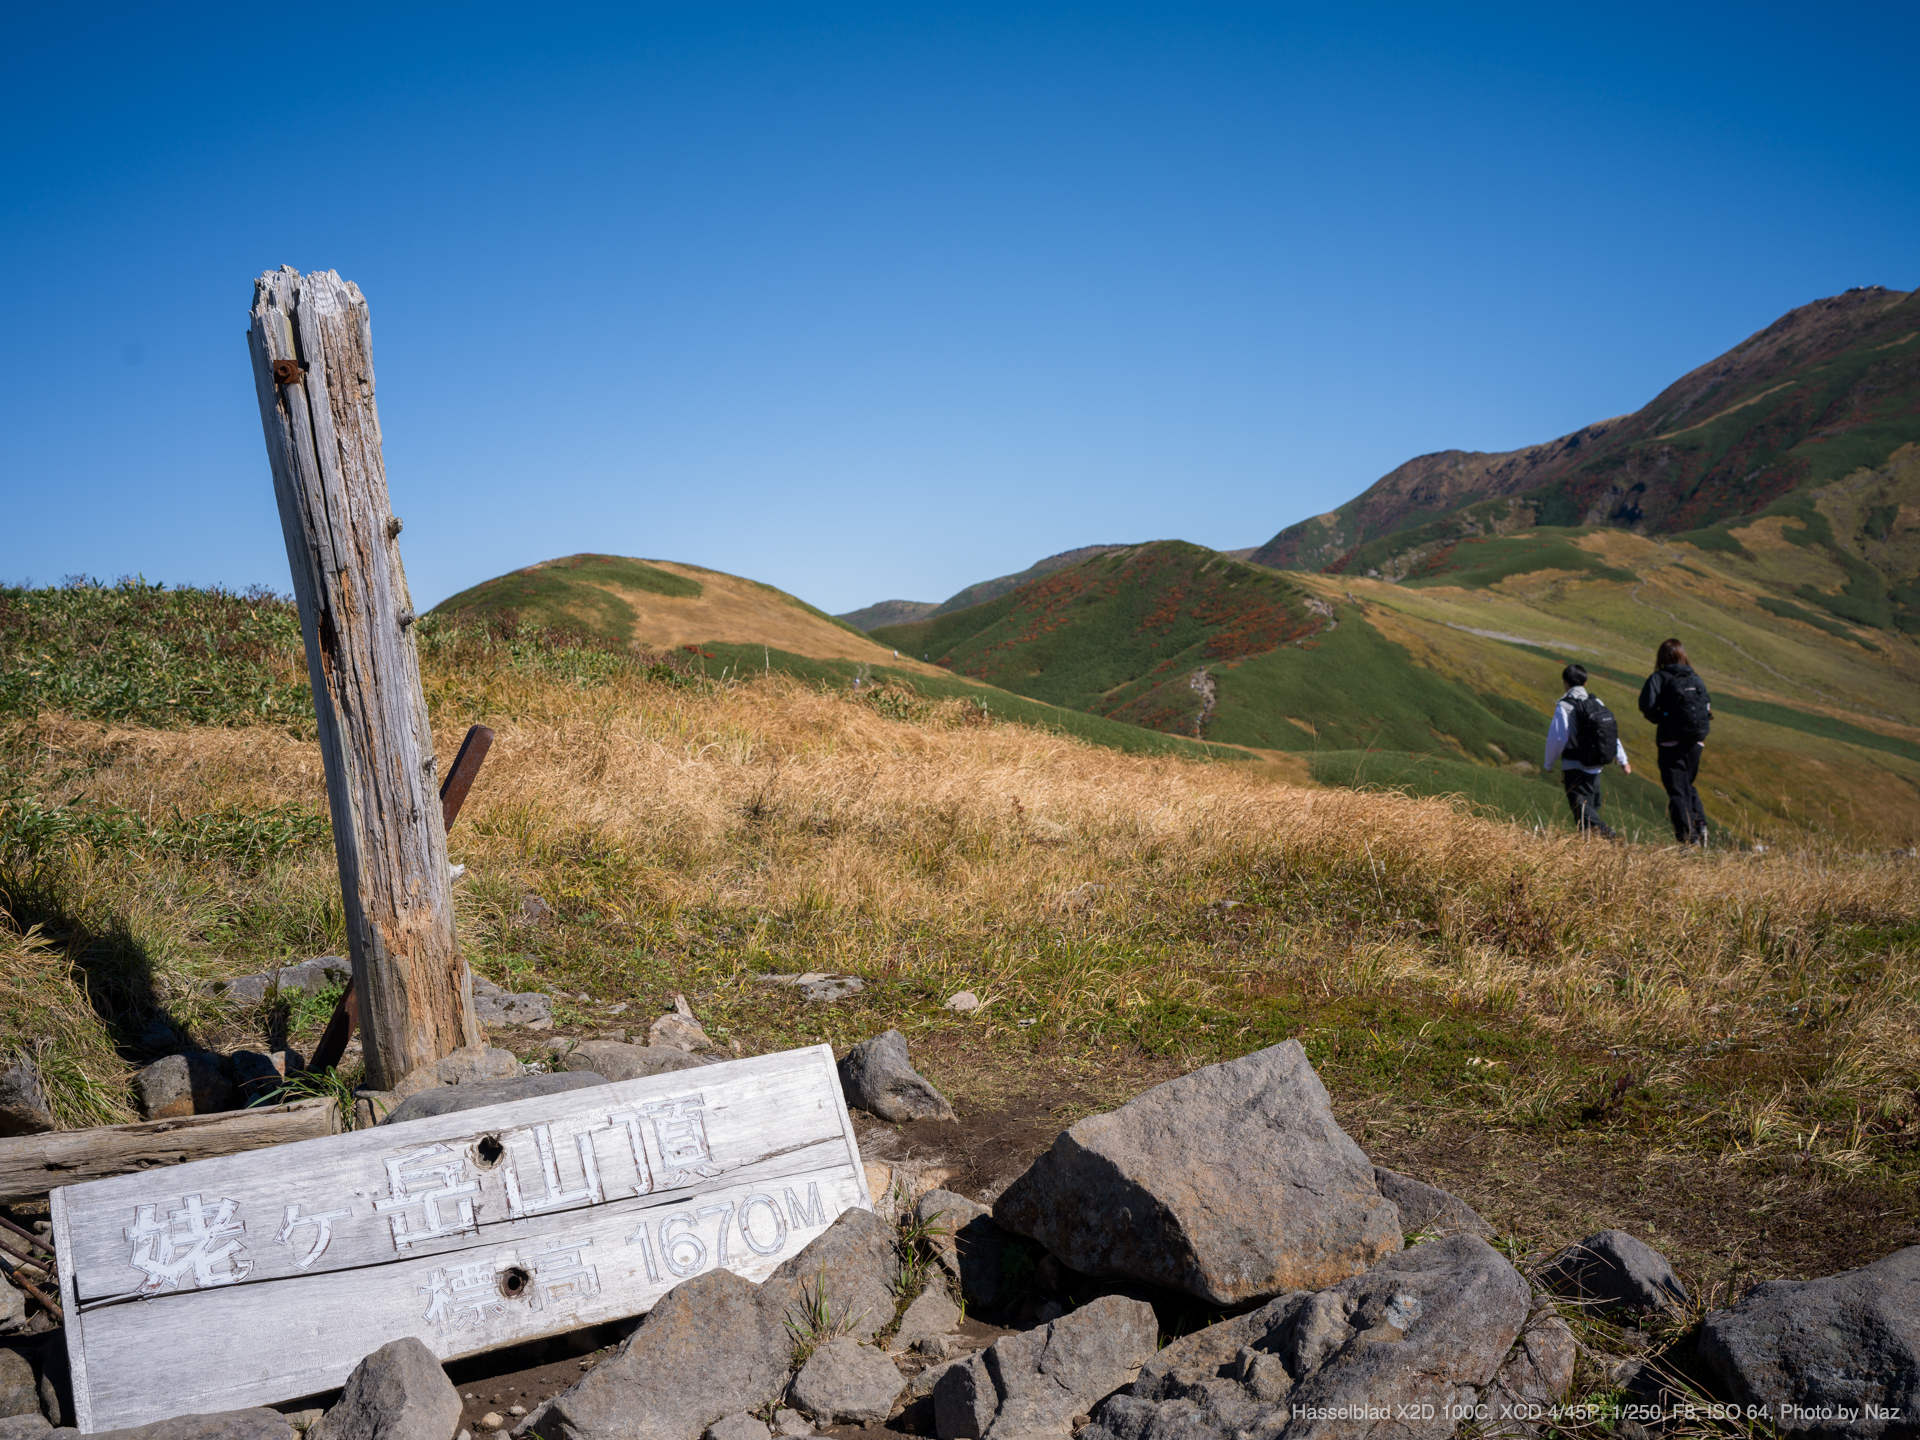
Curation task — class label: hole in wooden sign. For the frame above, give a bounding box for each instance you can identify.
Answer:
[498,1265,532,1300]
[475,1135,505,1167]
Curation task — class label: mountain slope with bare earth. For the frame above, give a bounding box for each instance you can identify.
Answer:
[838,545,1130,632]
[1253,285,1920,571]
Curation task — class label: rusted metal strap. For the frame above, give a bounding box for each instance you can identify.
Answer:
[308,725,493,1073]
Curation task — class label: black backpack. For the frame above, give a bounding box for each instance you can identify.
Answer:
[1660,669,1712,742]
[1566,693,1619,767]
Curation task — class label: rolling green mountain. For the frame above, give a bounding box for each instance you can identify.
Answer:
[1252,287,1920,590]
[837,545,1127,632]
[875,525,1920,844]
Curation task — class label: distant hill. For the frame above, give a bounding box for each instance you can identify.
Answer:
[430,554,1241,762]
[1253,286,1920,584]
[838,598,938,631]
[868,526,1920,845]
[838,545,1128,632]
[872,542,1330,735]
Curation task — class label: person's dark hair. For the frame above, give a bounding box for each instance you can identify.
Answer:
[1562,663,1588,689]
[1657,638,1689,669]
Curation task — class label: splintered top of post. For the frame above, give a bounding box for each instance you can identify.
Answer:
[251,267,376,397]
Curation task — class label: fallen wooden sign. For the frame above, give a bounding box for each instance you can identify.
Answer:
[0,1097,341,1205]
[54,1046,870,1433]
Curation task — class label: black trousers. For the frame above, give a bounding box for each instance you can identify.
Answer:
[1561,768,1615,837]
[1658,743,1708,844]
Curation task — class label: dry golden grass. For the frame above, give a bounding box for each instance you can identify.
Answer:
[4,654,1917,1187]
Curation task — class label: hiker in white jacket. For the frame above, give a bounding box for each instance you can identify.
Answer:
[1543,663,1631,839]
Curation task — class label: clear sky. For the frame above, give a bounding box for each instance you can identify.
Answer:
[3,3,1915,616]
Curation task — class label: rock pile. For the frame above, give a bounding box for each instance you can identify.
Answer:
[32,1031,1919,1440]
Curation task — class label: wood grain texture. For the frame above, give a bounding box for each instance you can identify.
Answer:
[58,1047,871,1433]
[247,267,479,1089]
[0,1099,340,1204]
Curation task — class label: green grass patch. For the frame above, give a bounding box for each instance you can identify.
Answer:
[1307,749,1672,837]
[694,643,1253,760]
[432,554,705,643]
[1759,596,1874,645]
[0,578,312,731]
[1401,531,1638,589]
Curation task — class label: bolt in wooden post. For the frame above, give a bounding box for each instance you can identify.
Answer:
[246,266,479,1090]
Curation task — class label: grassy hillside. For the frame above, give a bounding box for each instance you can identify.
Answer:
[838,545,1130,632]
[873,542,1327,735]
[428,554,1243,765]
[4,580,1915,1294]
[1253,286,1920,572]
[860,524,1920,845]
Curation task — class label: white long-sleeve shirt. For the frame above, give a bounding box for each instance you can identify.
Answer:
[1544,687,1630,774]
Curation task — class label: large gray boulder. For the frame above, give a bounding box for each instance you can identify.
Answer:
[1537,1230,1686,1316]
[135,1053,238,1119]
[535,1267,789,1440]
[1084,1235,1533,1440]
[530,1209,900,1440]
[839,1032,955,1124]
[1373,1167,1494,1239]
[384,1071,607,1125]
[1698,1245,1919,1439]
[562,1042,706,1081]
[0,1353,36,1420]
[308,1338,459,1440]
[994,1040,1401,1304]
[789,1338,904,1424]
[201,956,351,1007]
[471,977,554,1031]
[914,1191,1012,1311]
[0,1061,55,1135]
[934,1295,1158,1440]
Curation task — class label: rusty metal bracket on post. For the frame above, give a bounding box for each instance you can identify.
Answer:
[308,725,494,1074]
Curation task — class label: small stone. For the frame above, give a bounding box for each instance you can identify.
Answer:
[894,1286,963,1353]
[458,1432,470,1440]
[1373,1166,1494,1239]
[1538,1230,1687,1316]
[772,1409,814,1437]
[0,1060,56,1136]
[506,1407,525,1418]
[647,994,711,1052]
[282,1410,323,1434]
[0,1281,24,1334]
[309,1338,461,1440]
[471,976,554,1031]
[754,973,866,1003]
[839,1030,955,1123]
[480,1415,504,1432]
[135,1052,238,1119]
[520,894,553,922]
[199,955,352,1007]
[0,1414,49,1439]
[944,991,980,1014]
[704,1416,768,1440]
[562,1040,707,1081]
[790,1336,905,1424]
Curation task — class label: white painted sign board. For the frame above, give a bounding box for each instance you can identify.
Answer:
[53,1046,871,1433]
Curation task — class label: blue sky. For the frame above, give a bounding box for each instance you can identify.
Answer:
[3,4,1915,615]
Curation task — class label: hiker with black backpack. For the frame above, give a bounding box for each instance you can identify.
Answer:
[1544,663,1631,839]
[1638,637,1712,846]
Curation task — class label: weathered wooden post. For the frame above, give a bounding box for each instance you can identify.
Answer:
[246,266,479,1089]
